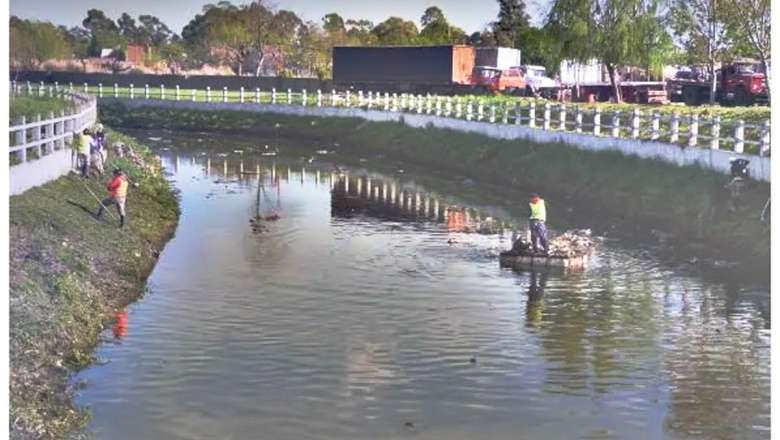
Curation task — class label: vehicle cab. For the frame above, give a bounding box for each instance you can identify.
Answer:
[471,66,526,94]
[721,61,768,105]
[522,65,559,97]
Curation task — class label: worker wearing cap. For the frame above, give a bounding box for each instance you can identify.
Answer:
[74,128,92,177]
[94,123,107,162]
[528,193,548,254]
[97,168,128,228]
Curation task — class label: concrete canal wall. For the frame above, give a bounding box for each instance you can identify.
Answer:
[98,97,771,182]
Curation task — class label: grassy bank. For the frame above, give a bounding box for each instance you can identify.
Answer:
[9,130,180,439]
[10,95,76,123]
[100,103,770,276]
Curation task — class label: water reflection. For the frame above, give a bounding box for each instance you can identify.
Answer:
[74,145,770,440]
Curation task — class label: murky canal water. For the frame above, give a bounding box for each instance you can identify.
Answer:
[76,133,770,440]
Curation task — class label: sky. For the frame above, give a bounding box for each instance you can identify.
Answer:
[9,0,548,36]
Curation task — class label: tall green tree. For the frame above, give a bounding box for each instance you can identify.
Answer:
[345,19,376,45]
[548,0,666,102]
[492,0,530,47]
[723,0,770,101]
[82,9,124,56]
[10,17,72,68]
[419,6,466,44]
[669,0,731,103]
[371,17,419,45]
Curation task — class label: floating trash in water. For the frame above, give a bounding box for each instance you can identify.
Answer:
[197,138,204,142]
[359,158,368,162]
[262,152,277,156]
[316,150,329,155]
[148,137,162,141]
[233,149,244,154]
[217,153,229,157]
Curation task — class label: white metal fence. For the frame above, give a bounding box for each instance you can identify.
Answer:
[9,84,97,165]
[11,80,770,157]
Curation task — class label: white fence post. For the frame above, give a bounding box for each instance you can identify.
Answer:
[651,111,660,140]
[302,89,307,106]
[760,121,771,156]
[317,89,322,107]
[631,108,641,139]
[710,116,720,150]
[670,112,680,143]
[456,97,462,118]
[98,83,103,97]
[160,84,166,100]
[287,88,292,104]
[502,104,509,124]
[489,105,496,123]
[477,101,484,121]
[240,86,245,103]
[466,100,473,121]
[113,83,118,98]
[330,89,336,106]
[206,86,212,102]
[176,85,181,101]
[358,90,364,107]
[222,87,228,103]
[688,114,699,147]
[56,110,65,150]
[558,104,566,130]
[129,84,135,99]
[384,92,390,111]
[272,88,277,104]
[425,94,432,114]
[15,116,26,163]
[529,101,536,128]
[83,82,88,94]
[367,91,373,109]
[392,93,399,112]
[611,111,621,137]
[575,106,582,133]
[32,114,42,158]
[144,84,150,99]
[345,90,351,107]
[46,111,55,154]
[417,94,424,114]
[734,120,745,153]
[543,102,551,130]
[436,95,442,116]
[256,88,261,103]
[191,88,197,101]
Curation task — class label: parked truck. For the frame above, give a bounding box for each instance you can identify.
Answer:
[667,60,769,106]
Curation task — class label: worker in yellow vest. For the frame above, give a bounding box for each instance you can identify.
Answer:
[529,193,548,254]
[74,128,92,177]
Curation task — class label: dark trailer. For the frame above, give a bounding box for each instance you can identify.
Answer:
[332,45,475,94]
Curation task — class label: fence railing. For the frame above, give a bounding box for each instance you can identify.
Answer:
[14,80,770,157]
[9,83,97,165]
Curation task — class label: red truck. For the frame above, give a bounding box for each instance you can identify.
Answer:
[470,66,527,94]
[668,61,768,106]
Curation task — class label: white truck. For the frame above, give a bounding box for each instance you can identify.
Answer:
[522,65,559,98]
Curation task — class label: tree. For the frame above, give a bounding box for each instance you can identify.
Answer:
[492,0,530,47]
[371,17,419,45]
[669,0,731,104]
[10,17,72,68]
[82,9,124,56]
[137,15,174,47]
[345,19,376,45]
[419,7,465,44]
[548,0,665,102]
[117,13,140,43]
[723,0,770,101]
[322,13,346,36]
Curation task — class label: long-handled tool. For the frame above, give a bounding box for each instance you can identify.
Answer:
[78,177,118,221]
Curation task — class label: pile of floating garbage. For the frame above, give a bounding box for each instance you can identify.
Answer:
[547,229,598,258]
[500,229,598,270]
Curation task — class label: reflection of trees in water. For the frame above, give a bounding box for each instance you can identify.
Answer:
[662,284,770,439]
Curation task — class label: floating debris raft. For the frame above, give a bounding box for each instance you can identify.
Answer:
[500,229,597,270]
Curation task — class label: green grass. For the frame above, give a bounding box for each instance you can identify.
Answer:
[9,129,179,440]
[10,95,76,123]
[100,103,770,276]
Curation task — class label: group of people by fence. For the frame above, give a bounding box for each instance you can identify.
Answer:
[73,123,107,178]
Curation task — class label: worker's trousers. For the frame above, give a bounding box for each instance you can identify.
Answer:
[529,219,548,253]
[77,153,89,177]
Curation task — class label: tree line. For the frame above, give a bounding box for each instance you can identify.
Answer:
[10,0,770,102]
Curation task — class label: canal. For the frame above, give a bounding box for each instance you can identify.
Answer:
[75,131,770,440]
